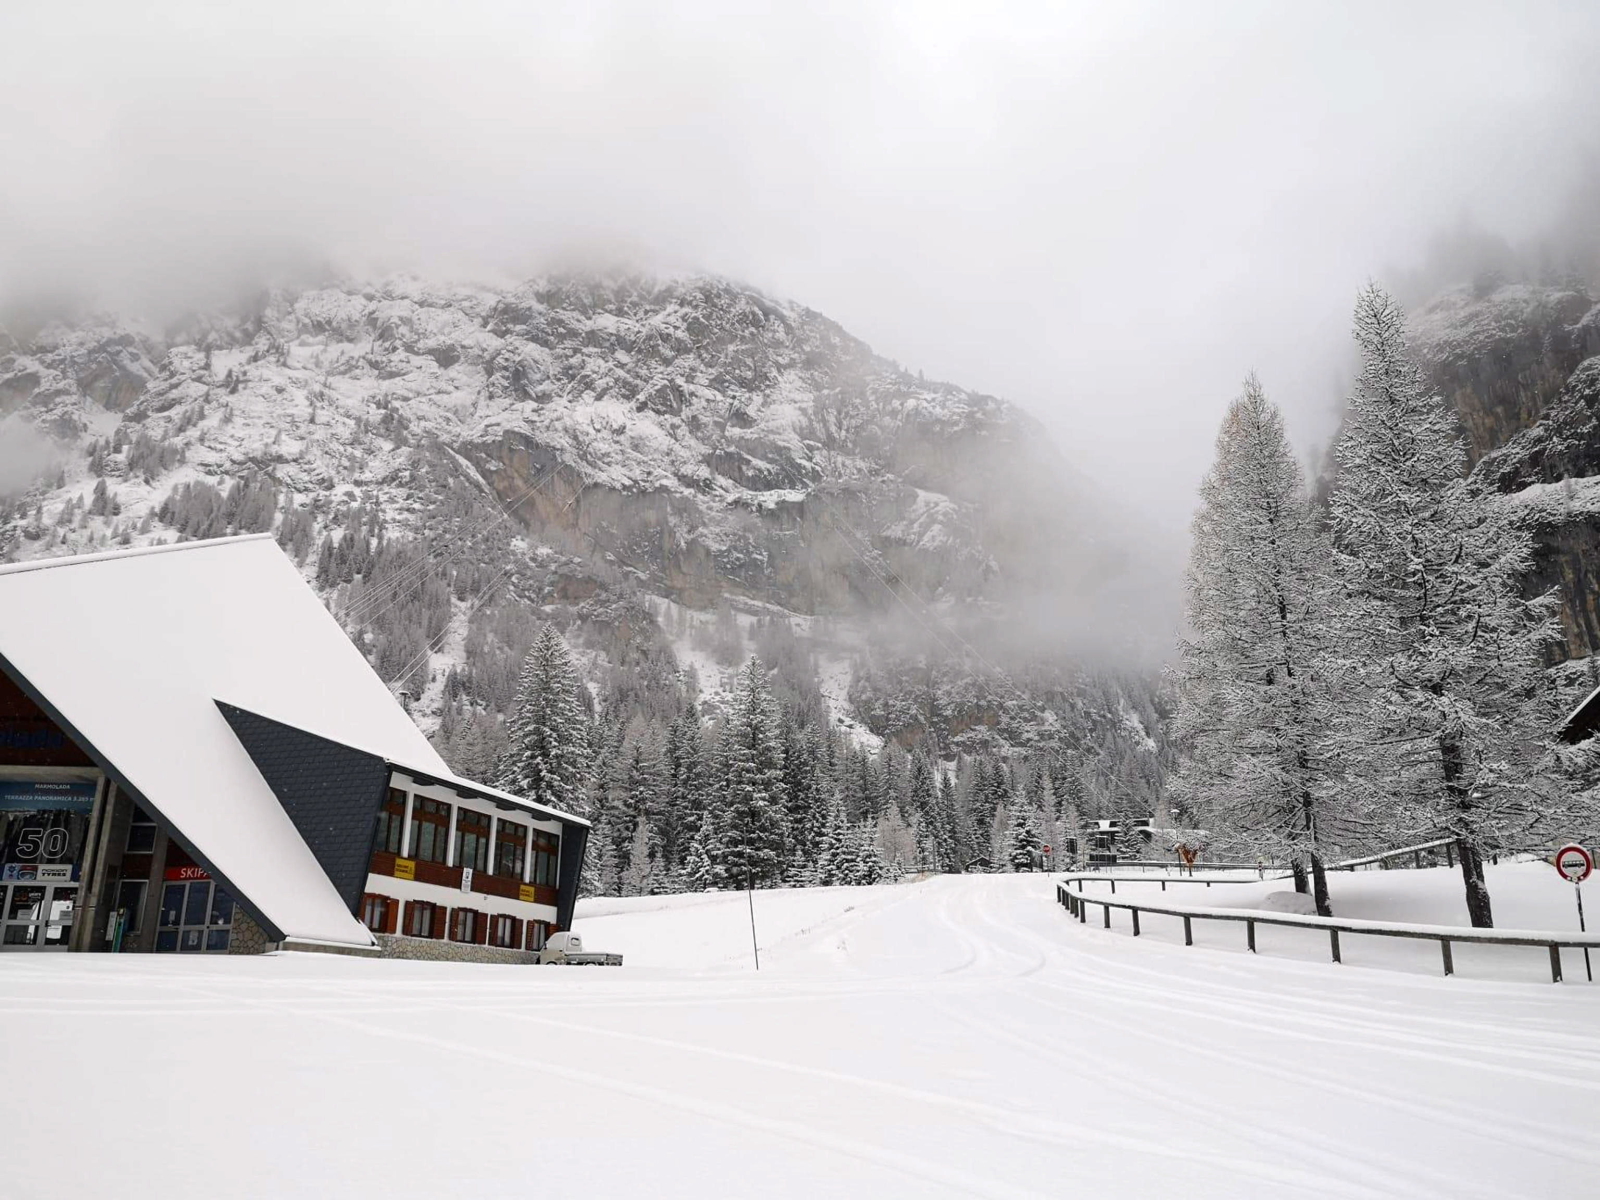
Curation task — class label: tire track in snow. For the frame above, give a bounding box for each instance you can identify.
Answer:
[167,978,1061,1200]
[951,880,1600,1166]
[1032,938,1600,1091]
[474,1007,1381,1198]
[935,1000,1465,1200]
[955,881,1596,1190]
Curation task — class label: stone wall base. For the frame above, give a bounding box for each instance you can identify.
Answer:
[228,909,276,955]
[375,933,541,965]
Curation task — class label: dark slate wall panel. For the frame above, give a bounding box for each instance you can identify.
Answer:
[216,702,389,914]
[555,821,588,931]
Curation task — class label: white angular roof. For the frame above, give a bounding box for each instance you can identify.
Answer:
[0,535,455,947]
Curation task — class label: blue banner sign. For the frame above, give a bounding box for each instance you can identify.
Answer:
[0,781,96,813]
[0,721,70,753]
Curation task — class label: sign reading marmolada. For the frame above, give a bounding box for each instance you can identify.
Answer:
[1555,844,1593,884]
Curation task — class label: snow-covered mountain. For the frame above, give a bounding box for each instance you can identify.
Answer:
[0,272,1169,805]
[1407,278,1600,663]
[1,273,1135,609]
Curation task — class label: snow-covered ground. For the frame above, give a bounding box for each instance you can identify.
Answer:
[2,869,1596,1199]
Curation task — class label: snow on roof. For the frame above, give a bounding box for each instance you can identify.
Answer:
[0,535,456,946]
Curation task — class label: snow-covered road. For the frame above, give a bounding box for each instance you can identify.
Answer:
[1,872,1594,1199]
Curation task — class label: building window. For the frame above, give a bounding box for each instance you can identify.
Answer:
[404,901,437,939]
[361,894,392,933]
[490,913,519,948]
[494,819,526,879]
[409,798,450,864]
[454,809,490,874]
[374,788,406,855]
[533,831,560,888]
[125,806,158,854]
[526,920,548,952]
[451,908,478,944]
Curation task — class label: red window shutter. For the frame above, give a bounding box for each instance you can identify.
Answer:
[472,910,488,945]
[431,904,447,940]
[402,900,415,936]
[510,917,523,950]
[382,896,398,934]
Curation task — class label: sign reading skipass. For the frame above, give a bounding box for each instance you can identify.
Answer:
[164,865,212,882]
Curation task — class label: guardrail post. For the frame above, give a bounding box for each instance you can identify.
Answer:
[1079,897,1086,923]
[1246,919,1255,953]
[1330,929,1341,963]
[1440,938,1453,976]
[1109,879,1116,895]
[1103,904,1111,929]
[1160,880,1166,892]
[1183,915,1193,946]
[1550,945,1563,983]
[1131,908,1140,937]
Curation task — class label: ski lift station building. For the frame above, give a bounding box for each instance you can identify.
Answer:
[0,535,589,959]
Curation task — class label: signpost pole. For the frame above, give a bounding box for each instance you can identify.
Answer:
[1577,884,1591,983]
[746,863,760,971]
[1555,844,1594,984]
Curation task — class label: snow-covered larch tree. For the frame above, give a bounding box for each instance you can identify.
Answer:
[1170,374,1350,914]
[1330,284,1563,927]
[498,624,591,816]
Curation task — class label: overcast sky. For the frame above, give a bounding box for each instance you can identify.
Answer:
[3,1,1598,531]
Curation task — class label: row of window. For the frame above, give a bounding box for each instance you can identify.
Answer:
[374,790,560,886]
[361,894,550,952]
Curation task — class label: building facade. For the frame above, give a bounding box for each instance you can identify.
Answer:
[0,536,588,959]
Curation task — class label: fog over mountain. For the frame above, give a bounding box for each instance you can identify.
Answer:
[4,2,1597,537]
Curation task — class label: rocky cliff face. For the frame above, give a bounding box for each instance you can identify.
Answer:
[0,274,1123,618]
[0,272,1166,792]
[1409,280,1600,662]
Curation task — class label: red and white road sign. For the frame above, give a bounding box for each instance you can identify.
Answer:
[1555,844,1593,884]
[1042,845,1051,854]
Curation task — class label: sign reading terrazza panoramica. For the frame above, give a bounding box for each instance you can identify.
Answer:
[0,781,96,812]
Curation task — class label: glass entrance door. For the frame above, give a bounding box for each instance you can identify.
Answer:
[155,880,234,952]
[0,884,77,950]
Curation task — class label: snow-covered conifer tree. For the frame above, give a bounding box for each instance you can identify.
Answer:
[1330,285,1563,926]
[684,811,718,892]
[621,815,656,897]
[720,657,790,887]
[1169,374,1348,914]
[1004,785,1042,871]
[908,752,952,872]
[498,624,591,816]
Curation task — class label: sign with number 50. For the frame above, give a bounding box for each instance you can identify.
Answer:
[13,827,70,861]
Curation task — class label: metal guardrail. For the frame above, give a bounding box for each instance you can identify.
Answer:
[1055,876,1600,983]
[1093,859,1284,875]
[1068,871,1289,893]
[1330,837,1459,871]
